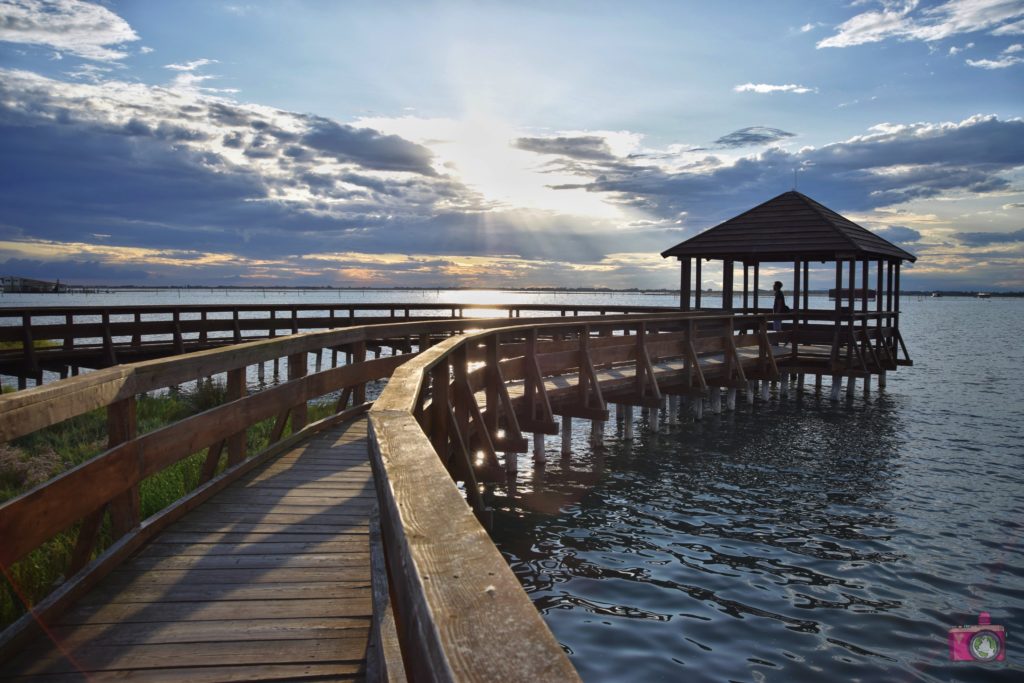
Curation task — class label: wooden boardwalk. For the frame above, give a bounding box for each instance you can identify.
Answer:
[2,419,374,682]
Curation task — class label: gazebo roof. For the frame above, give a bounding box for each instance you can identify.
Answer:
[661,191,917,263]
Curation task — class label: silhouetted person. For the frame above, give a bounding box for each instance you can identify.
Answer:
[772,280,788,343]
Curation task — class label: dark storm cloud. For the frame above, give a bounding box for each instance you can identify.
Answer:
[514,135,617,161]
[873,226,921,243]
[953,228,1024,246]
[300,117,437,175]
[714,126,795,148]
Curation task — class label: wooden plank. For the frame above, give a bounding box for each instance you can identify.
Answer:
[9,638,368,676]
[0,662,364,682]
[136,539,368,558]
[57,599,372,627]
[41,618,370,647]
[79,582,371,605]
[161,520,369,535]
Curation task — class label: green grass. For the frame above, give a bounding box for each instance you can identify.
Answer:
[0,380,343,630]
[0,339,60,351]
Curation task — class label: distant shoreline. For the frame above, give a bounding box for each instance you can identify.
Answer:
[3,285,1022,298]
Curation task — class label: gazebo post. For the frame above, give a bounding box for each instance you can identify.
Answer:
[679,257,691,312]
[802,261,809,321]
[743,263,749,313]
[861,260,869,335]
[886,261,894,316]
[695,259,702,309]
[753,262,759,312]
[876,259,883,335]
[894,261,901,330]
[722,259,734,311]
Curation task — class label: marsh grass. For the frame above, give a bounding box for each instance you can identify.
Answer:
[0,379,342,629]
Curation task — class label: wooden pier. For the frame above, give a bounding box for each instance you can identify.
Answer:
[0,303,912,680]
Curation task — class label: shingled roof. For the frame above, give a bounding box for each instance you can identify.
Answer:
[661,191,917,263]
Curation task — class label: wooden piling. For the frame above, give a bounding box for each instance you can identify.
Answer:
[533,432,546,463]
[561,415,572,455]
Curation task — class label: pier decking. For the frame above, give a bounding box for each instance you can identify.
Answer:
[2,419,374,682]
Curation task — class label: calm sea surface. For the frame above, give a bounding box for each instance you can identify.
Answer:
[4,290,1023,681]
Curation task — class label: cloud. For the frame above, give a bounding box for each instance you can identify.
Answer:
[0,0,139,60]
[164,58,218,72]
[992,17,1024,34]
[948,41,975,54]
[966,54,1023,67]
[714,127,796,148]
[514,135,616,161]
[533,114,1024,228]
[953,228,1024,245]
[733,83,817,94]
[818,0,1024,48]
[873,225,922,243]
[301,117,438,175]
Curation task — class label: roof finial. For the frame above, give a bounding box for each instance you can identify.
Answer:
[793,167,798,191]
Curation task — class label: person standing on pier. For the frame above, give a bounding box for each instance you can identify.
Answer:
[772,280,788,342]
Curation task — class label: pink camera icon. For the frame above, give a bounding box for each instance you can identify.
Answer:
[948,612,1005,662]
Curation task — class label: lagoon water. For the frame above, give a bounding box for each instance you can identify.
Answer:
[4,289,1023,681]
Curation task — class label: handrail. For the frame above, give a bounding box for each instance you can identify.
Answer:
[0,302,678,390]
[368,310,765,682]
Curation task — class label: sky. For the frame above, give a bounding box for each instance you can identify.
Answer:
[0,0,1022,291]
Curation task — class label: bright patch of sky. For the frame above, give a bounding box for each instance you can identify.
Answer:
[0,0,1022,290]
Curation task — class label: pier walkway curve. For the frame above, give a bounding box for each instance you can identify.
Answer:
[0,306,910,681]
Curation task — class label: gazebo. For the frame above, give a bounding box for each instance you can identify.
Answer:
[661,191,916,385]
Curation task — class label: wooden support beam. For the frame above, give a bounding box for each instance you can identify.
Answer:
[430,359,450,464]
[225,367,247,467]
[521,329,557,434]
[680,258,691,312]
[287,352,308,432]
[106,397,138,540]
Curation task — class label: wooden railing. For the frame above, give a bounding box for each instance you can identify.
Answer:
[367,311,781,681]
[0,302,674,388]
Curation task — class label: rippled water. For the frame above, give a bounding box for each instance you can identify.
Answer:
[489,298,1024,682]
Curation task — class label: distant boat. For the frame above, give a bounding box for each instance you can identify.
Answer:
[976,292,991,299]
[930,292,943,298]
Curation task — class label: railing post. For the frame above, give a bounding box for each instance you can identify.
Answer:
[353,341,367,405]
[485,334,500,435]
[102,310,118,365]
[108,396,139,539]
[171,309,184,355]
[431,358,450,460]
[226,367,248,466]
[63,312,73,352]
[288,352,307,431]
